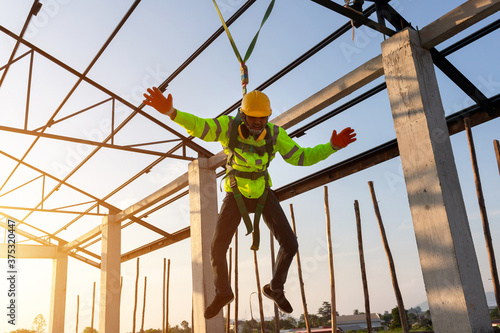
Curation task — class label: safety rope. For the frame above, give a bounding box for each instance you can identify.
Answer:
[212,0,275,95]
[344,0,357,41]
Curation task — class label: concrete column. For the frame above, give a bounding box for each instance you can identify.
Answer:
[381,28,492,333]
[99,213,121,333]
[49,241,68,333]
[188,158,224,332]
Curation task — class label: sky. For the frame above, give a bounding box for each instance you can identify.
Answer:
[0,0,500,332]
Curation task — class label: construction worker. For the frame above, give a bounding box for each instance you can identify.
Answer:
[143,87,356,319]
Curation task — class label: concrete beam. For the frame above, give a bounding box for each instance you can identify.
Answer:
[49,242,68,333]
[419,0,500,49]
[382,28,491,333]
[121,227,190,263]
[115,173,188,224]
[64,224,102,251]
[188,158,224,332]
[0,244,57,259]
[99,214,121,333]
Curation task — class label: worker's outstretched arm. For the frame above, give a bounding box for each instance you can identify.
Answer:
[330,127,357,150]
[143,87,177,119]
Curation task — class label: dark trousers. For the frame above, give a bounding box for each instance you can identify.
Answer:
[211,190,298,296]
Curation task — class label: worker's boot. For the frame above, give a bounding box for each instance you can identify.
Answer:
[204,292,234,319]
[262,284,293,313]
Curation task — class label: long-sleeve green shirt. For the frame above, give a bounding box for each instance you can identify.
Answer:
[173,110,337,198]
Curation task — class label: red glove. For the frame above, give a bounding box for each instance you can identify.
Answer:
[143,87,174,116]
[331,127,356,149]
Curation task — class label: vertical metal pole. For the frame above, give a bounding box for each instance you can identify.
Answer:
[368,181,408,333]
[290,203,311,333]
[324,187,337,333]
[464,118,500,311]
[354,200,372,333]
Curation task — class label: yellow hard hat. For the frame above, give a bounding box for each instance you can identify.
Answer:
[240,90,272,117]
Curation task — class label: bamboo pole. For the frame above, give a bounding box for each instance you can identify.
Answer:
[166,259,171,333]
[354,200,372,333]
[91,281,96,332]
[76,295,79,333]
[465,119,500,311]
[133,257,140,333]
[368,181,409,333]
[141,276,147,333]
[163,258,166,333]
[235,229,239,333]
[253,250,265,333]
[495,140,500,176]
[226,247,232,333]
[290,203,311,333]
[270,230,280,332]
[324,187,337,333]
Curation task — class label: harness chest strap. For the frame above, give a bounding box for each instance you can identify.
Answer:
[226,113,273,250]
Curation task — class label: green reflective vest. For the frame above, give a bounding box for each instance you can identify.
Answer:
[173,110,338,199]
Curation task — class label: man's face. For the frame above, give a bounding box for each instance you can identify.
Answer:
[245,115,268,132]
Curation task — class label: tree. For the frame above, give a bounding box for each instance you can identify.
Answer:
[9,329,35,333]
[380,310,392,326]
[180,320,190,330]
[390,307,402,329]
[353,309,359,315]
[31,314,46,333]
[491,306,499,319]
[82,327,98,333]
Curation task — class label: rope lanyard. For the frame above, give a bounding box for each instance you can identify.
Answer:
[212,0,275,95]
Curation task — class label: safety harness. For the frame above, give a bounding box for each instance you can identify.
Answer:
[225,112,274,250]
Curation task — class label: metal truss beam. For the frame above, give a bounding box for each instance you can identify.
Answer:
[0,218,100,268]
[0,125,194,160]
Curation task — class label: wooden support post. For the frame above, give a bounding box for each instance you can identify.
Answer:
[270,231,280,333]
[368,181,409,333]
[76,295,79,333]
[290,203,311,333]
[323,187,337,333]
[99,213,121,333]
[253,250,265,333]
[226,247,232,333]
[141,276,147,333]
[163,258,170,333]
[91,281,96,332]
[494,140,500,175]
[188,158,223,332]
[381,28,491,333]
[49,241,68,333]
[235,229,239,333]
[163,258,166,333]
[133,257,140,333]
[465,119,500,311]
[354,200,372,333]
